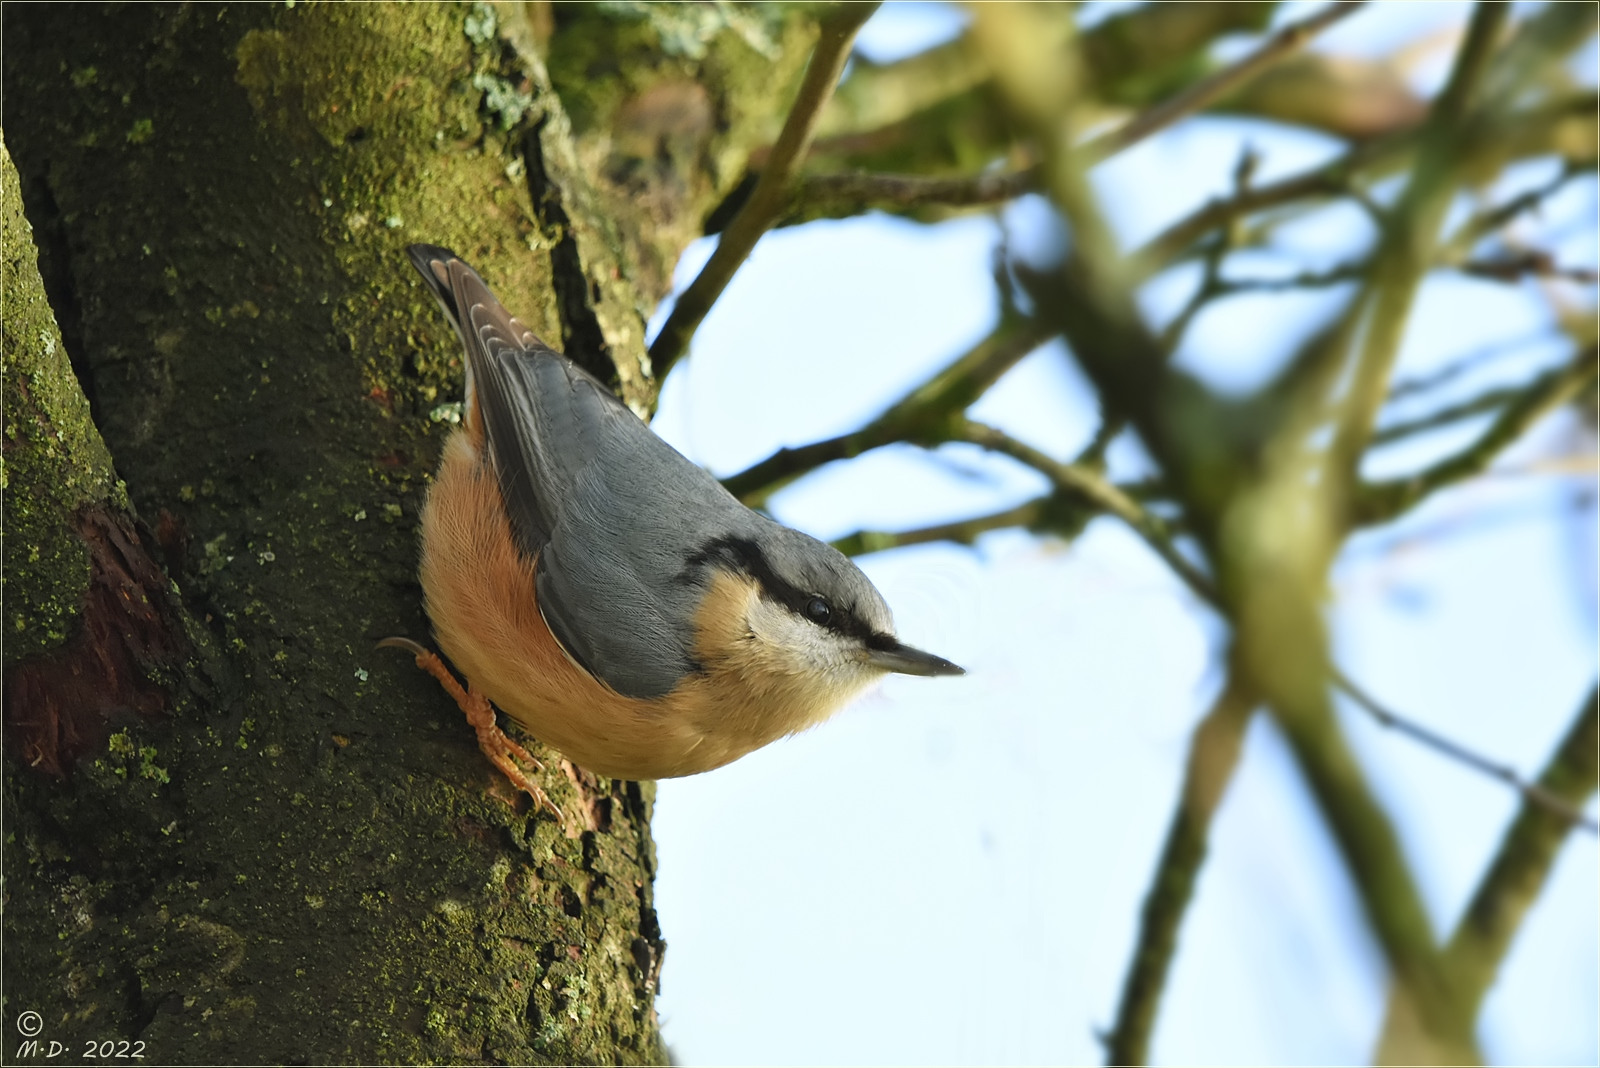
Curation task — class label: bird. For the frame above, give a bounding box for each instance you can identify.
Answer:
[388,244,963,816]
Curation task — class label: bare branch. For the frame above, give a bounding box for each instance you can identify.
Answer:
[1105,674,1256,1067]
[721,319,1051,505]
[1443,158,1595,258]
[973,6,1501,1055]
[1376,687,1599,1061]
[1084,2,1369,161]
[1137,135,1406,270]
[791,165,1039,223]
[1138,93,1591,279]
[957,420,1218,603]
[1372,384,1532,446]
[830,498,1056,557]
[1329,2,1514,482]
[1334,671,1597,833]
[648,3,879,383]
[1355,347,1596,525]
[1444,686,1599,989]
[1457,252,1597,284]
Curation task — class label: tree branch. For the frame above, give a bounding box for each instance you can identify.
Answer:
[957,420,1217,603]
[1105,673,1256,1066]
[1334,670,1597,833]
[1355,347,1596,525]
[781,5,1364,226]
[1136,133,1407,271]
[1136,87,1590,278]
[1442,158,1595,260]
[1444,685,1599,992]
[1083,2,1368,161]
[831,498,1055,557]
[1375,686,1599,1062]
[1329,2,1513,483]
[720,319,1051,505]
[648,3,879,382]
[791,165,1039,223]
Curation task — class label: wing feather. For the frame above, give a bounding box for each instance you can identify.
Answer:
[407,245,756,698]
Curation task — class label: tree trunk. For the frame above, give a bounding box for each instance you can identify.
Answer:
[3,4,808,1061]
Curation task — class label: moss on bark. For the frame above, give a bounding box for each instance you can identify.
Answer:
[1,139,122,664]
[2,3,812,1061]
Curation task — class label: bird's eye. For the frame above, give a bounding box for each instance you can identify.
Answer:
[804,596,832,626]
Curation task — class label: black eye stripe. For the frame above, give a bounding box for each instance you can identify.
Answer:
[684,536,877,643]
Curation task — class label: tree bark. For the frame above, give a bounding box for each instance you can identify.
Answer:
[3,4,807,1061]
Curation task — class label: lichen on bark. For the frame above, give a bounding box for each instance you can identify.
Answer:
[1,1,842,1060]
[1,138,123,665]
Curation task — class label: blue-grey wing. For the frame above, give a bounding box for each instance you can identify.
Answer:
[494,353,755,699]
[408,245,743,699]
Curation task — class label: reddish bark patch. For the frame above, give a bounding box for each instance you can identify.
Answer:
[5,505,185,775]
[155,507,190,579]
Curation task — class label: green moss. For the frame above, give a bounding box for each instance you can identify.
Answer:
[1,139,121,667]
[234,3,562,415]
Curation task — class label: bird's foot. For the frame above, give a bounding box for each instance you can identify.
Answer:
[378,637,566,823]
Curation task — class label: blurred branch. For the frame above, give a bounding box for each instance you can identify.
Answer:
[1083,2,1368,161]
[786,4,1354,230]
[1386,336,1547,401]
[973,5,1489,1056]
[1371,384,1531,446]
[1220,50,1427,139]
[1136,133,1404,272]
[647,3,878,383]
[1443,686,1599,993]
[1457,252,1597,284]
[1329,2,1513,484]
[1137,89,1590,277]
[1376,686,1599,1063]
[721,319,1051,505]
[809,4,1281,155]
[791,165,1039,223]
[958,420,1217,602]
[1334,671,1598,834]
[831,497,1056,557]
[811,36,989,144]
[1355,347,1597,525]
[1443,158,1595,258]
[1105,673,1256,1067]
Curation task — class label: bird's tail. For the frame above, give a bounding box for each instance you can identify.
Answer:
[405,244,551,436]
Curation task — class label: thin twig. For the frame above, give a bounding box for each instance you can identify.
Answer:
[1084,2,1369,161]
[1136,134,1404,270]
[975,5,1497,1054]
[1385,333,1555,401]
[957,420,1218,602]
[831,498,1057,557]
[1442,158,1594,259]
[648,3,879,382]
[1329,2,1513,484]
[1373,384,1538,446]
[721,319,1051,504]
[1442,686,1599,984]
[1375,686,1599,1062]
[1334,670,1598,833]
[1457,252,1598,284]
[1104,674,1256,1066]
[793,166,1039,222]
[1356,347,1596,525]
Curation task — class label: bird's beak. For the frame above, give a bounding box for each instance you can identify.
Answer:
[866,639,965,677]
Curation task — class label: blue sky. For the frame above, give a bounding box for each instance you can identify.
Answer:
[643,4,1598,1064]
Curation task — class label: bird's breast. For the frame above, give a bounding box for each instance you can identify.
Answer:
[419,429,855,779]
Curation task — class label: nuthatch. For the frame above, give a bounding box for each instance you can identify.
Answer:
[388,245,963,813]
